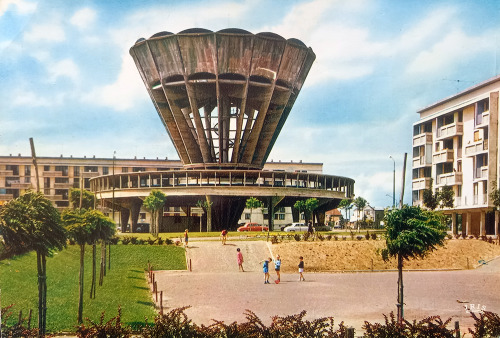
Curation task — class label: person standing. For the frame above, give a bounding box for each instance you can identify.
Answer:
[236,248,244,272]
[184,229,189,248]
[298,256,305,281]
[260,257,271,284]
[274,255,282,282]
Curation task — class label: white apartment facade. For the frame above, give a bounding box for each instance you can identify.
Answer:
[412,75,500,237]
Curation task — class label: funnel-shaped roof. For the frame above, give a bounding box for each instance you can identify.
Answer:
[130,28,315,169]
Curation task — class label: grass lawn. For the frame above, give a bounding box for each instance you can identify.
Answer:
[0,244,186,333]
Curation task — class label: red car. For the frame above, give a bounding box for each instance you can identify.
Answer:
[237,222,269,232]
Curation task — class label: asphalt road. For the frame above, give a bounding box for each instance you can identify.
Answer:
[152,239,500,335]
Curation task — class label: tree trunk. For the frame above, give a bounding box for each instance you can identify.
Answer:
[90,243,96,299]
[99,241,105,286]
[108,242,111,270]
[78,244,85,324]
[36,251,47,337]
[397,253,404,323]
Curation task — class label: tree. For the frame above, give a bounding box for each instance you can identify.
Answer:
[438,185,455,209]
[353,197,367,230]
[245,197,262,223]
[143,190,166,237]
[69,188,95,210]
[196,199,213,232]
[489,181,500,209]
[338,199,352,221]
[381,205,447,323]
[61,209,90,324]
[293,198,319,225]
[0,191,66,336]
[422,178,439,210]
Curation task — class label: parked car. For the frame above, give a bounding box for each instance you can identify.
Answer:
[283,223,308,232]
[237,222,269,232]
[135,222,150,233]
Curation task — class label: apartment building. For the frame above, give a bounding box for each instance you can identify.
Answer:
[412,75,500,237]
[0,154,322,229]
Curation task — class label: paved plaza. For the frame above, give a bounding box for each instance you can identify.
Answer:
[152,239,500,334]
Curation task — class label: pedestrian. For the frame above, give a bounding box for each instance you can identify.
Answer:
[221,229,228,245]
[237,248,244,272]
[274,255,281,282]
[298,256,305,281]
[260,257,271,284]
[184,229,189,248]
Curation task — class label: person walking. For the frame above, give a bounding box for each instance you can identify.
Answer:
[274,255,282,282]
[237,248,244,272]
[298,256,305,281]
[260,257,271,284]
[221,229,228,245]
[184,229,189,248]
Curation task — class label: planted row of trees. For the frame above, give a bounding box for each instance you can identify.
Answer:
[0,188,116,334]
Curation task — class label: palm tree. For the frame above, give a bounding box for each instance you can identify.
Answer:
[143,189,167,237]
[0,191,66,335]
[245,197,262,223]
[381,205,447,322]
[293,198,319,225]
[353,197,367,230]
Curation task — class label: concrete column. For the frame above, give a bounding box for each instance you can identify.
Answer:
[466,212,471,236]
[451,212,457,234]
[480,211,486,236]
[495,211,499,237]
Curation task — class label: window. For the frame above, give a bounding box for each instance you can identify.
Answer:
[245,213,251,220]
[74,166,80,176]
[122,167,128,173]
[6,165,19,175]
[24,165,31,176]
[474,130,480,142]
[84,166,98,173]
[55,166,68,176]
[55,177,69,183]
[44,165,50,171]
[133,167,146,172]
[103,167,109,175]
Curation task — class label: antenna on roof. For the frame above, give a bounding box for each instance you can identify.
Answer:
[442,78,475,93]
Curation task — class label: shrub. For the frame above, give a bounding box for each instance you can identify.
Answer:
[76,306,132,338]
[175,240,181,246]
[325,235,332,241]
[365,231,370,240]
[333,235,338,241]
[136,239,145,245]
[165,238,173,245]
[146,237,157,245]
[130,236,138,245]
[1,304,39,338]
[294,234,301,242]
[142,306,201,338]
[371,233,378,240]
[447,234,453,240]
[350,231,355,240]
[342,236,347,241]
[468,311,500,337]
[488,236,494,244]
[271,235,279,244]
[157,237,164,245]
[68,238,76,245]
[303,232,311,241]
[109,236,120,245]
[356,235,363,241]
[121,236,131,245]
[317,233,325,241]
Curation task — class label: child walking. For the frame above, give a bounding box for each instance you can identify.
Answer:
[237,248,244,272]
[184,229,189,248]
[298,256,305,281]
[260,257,271,284]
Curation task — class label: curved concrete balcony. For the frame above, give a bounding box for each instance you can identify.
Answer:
[412,132,432,147]
[90,169,354,200]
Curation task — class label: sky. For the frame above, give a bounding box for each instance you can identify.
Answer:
[1,0,500,209]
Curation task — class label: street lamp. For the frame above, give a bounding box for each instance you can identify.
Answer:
[112,151,116,222]
[389,155,395,208]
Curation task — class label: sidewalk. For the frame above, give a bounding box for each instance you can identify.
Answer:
[153,240,500,334]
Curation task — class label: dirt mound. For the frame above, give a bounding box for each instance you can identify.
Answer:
[271,239,500,272]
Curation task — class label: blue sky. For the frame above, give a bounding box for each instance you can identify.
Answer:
[1,0,499,208]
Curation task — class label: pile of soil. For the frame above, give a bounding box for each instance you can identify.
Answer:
[272,238,500,272]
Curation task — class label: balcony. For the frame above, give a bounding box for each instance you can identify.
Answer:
[436,123,463,140]
[433,149,454,164]
[475,111,489,129]
[412,155,432,168]
[412,177,431,190]
[82,171,100,178]
[0,194,13,201]
[43,171,63,177]
[474,166,488,181]
[412,132,432,147]
[54,182,73,188]
[10,182,32,189]
[0,170,14,175]
[436,172,462,187]
[465,140,488,156]
[46,194,63,201]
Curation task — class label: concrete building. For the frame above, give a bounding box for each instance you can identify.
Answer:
[412,75,500,237]
[0,155,324,230]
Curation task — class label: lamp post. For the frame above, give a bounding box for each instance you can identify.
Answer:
[112,151,116,223]
[389,155,395,208]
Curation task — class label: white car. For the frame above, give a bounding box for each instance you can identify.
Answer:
[283,223,308,232]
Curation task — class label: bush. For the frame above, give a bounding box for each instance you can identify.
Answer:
[130,236,138,245]
[157,237,164,245]
[165,238,173,245]
[468,311,500,337]
[365,231,370,240]
[146,237,157,245]
[142,306,201,337]
[325,234,332,241]
[371,233,377,240]
[447,234,453,240]
[137,239,145,245]
[121,236,131,245]
[109,236,120,245]
[294,234,301,242]
[76,306,132,338]
[356,235,363,241]
[1,304,39,338]
[271,235,280,244]
[317,233,325,241]
[333,235,339,241]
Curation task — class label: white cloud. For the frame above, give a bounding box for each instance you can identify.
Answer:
[10,90,54,107]
[23,20,65,43]
[0,0,37,17]
[47,59,80,82]
[70,7,97,30]
[406,28,491,75]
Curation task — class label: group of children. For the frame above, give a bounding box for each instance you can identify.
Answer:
[236,248,305,283]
